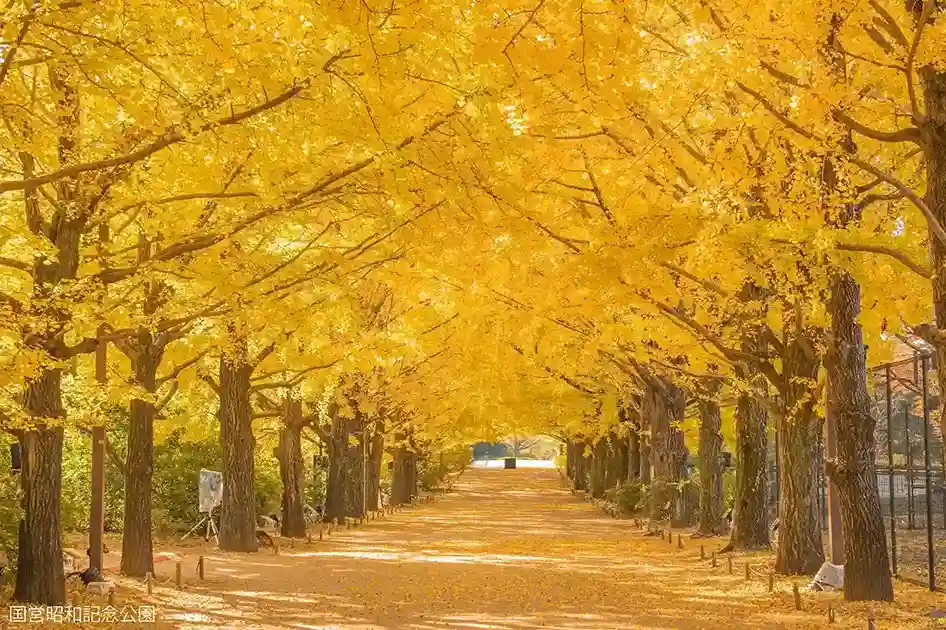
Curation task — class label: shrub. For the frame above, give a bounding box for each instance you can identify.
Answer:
[605,480,644,515]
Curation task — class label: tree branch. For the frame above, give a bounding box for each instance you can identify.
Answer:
[0,82,306,193]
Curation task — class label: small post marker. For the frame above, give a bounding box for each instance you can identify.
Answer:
[319,524,324,541]
[176,561,182,589]
[108,590,115,607]
[792,583,801,611]
[712,552,717,568]
[744,562,749,581]
[198,556,205,580]
[768,572,774,592]
[274,537,280,556]
[828,606,835,624]
[700,545,705,560]
[146,572,153,596]
[677,533,683,549]
[728,555,733,575]
[290,537,296,549]
[867,615,876,630]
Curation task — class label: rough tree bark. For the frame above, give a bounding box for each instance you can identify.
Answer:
[364,422,384,512]
[14,371,66,605]
[697,390,724,536]
[918,43,946,457]
[605,430,628,489]
[774,333,825,575]
[729,384,770,550]
[218,345,258,552]
[344,416,366,518]
[646,381,687,526]
[391,433,415,505]
[121,339,162,576]
[278,398,307,538]
[825,270,893,600]
[324,408,350,521]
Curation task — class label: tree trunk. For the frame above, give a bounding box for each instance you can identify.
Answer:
[324,409,350,520]
[590,438,607,498]
[825,270,893,600]
[218,349,257,552]
[365,424,384,512]
[14,370,65,605]
[391,434,414,505]
[627,408,642,481]
[765,312,824,575]
[729,387,770,549]
[697,396,724,535]
[605,432,628,489]
[344,417,366,518]
[639,412,652,484]
[573,440,589,490]
[278,399,307,538]
[566,440,576,480]
[121,342,161,576]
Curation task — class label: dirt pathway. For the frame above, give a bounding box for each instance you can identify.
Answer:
[111,467,935,630]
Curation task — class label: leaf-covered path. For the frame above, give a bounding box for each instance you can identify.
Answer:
[150,468,934,629]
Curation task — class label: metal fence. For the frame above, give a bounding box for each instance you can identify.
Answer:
[869,351,945,591]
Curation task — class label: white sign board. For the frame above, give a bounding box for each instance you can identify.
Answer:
[198,469,223,514]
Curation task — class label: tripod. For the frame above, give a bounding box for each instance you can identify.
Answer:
[182,508,219,543]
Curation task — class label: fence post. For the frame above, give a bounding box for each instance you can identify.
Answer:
[921,355,936,591]
[885,365,897,577]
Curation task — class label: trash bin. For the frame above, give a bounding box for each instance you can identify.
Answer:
[504,458,516,469]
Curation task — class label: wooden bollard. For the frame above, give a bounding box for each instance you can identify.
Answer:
[792,583,801,610]
[176,561,182,589]
[146,572,153,596]
[198,556,205,580]
[700,545,705,560]
[728,555,733,575]
[867,615,876,630]
[108,590,115,607]
[677,533,683,549]
[274,537,280,555]
[744,562,749,581]
[827,605,835,624]
[290,537,296,549]
[319,524,324,541]
[767,572,774,592]
[711,552,717,568]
